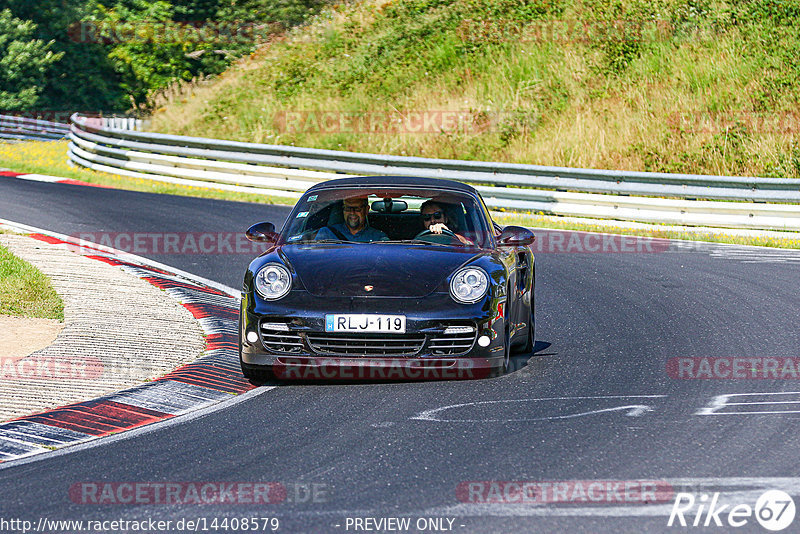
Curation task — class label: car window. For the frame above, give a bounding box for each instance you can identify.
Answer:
[280,187,491,248]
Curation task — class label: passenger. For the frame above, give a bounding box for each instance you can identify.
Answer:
[420,201,473,245]
[316,196,388,242]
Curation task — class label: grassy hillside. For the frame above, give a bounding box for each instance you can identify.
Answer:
[150,0,800,178]
[0,242,64,320]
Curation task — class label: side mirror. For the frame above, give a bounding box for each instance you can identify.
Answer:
[246,222,278,243]
[498,226,535,247]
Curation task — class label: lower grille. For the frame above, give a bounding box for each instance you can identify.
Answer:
[260,322,303,353]
[429,331,477,356]
[307,333,425,356]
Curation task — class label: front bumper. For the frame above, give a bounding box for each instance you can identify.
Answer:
[239,291,506,380]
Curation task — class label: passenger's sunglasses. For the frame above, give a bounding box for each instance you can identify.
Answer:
[422,211,444,222]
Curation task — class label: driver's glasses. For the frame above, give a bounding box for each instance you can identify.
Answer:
[422,211,444,222]
[343,205,366,213]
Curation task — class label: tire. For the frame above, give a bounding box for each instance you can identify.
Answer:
[503,330,511,374]
[491,323,511,377]
[519,310,535,354]
[488,322,511,378]
[511,293,535,354]
[516,272,535,355]
[241,362,274,383]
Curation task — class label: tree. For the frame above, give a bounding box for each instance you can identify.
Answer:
[215,0,330,27]
[0,0,128,113]
[0,0,332,113]
[0,9,63,111]
[90,0,238,107]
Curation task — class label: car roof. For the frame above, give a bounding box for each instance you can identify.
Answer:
[305,176,480,195]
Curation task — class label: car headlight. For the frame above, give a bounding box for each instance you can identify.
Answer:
[254,263,292,300]
[450,266,489,304]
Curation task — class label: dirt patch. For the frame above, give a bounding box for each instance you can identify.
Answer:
[0,315,63,362]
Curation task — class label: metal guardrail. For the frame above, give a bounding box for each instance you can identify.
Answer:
[0,114,70,142]
[68,113,800,231]
[98,117,148,131]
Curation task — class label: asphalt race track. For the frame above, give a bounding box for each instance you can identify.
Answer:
[2,176,800,533]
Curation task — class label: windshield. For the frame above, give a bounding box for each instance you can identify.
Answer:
[280,187,492,248]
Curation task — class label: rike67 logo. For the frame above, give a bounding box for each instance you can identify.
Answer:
[668,490,796,531]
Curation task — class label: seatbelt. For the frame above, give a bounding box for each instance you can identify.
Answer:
[327,226,350,241]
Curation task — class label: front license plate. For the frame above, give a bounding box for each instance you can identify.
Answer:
[325,314,406,333]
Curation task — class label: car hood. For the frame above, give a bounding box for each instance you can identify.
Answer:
[280,243,481,298]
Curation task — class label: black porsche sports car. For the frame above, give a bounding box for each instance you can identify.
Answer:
[239,176,535,380]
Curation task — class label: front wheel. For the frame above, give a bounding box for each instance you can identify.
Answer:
[519,310,535,354]
[491,323,512,378]
[241,363,274,383]
[503,333,511,374]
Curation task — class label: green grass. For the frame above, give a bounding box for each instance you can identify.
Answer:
[148,0,800,179]
[0,244,64,320]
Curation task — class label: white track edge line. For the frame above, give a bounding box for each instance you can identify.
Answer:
[0,217,240,297]
[0,385,275,470]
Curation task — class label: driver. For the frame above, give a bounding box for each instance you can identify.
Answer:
[420,201,473,245]
[316,196,388,242]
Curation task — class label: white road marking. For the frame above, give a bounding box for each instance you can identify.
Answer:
[0,217,239,297]
[696,392,800,415]
[709,248,800,264]
[411,395,667,422]
[6,173,64,183]
[0,385,275,470]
